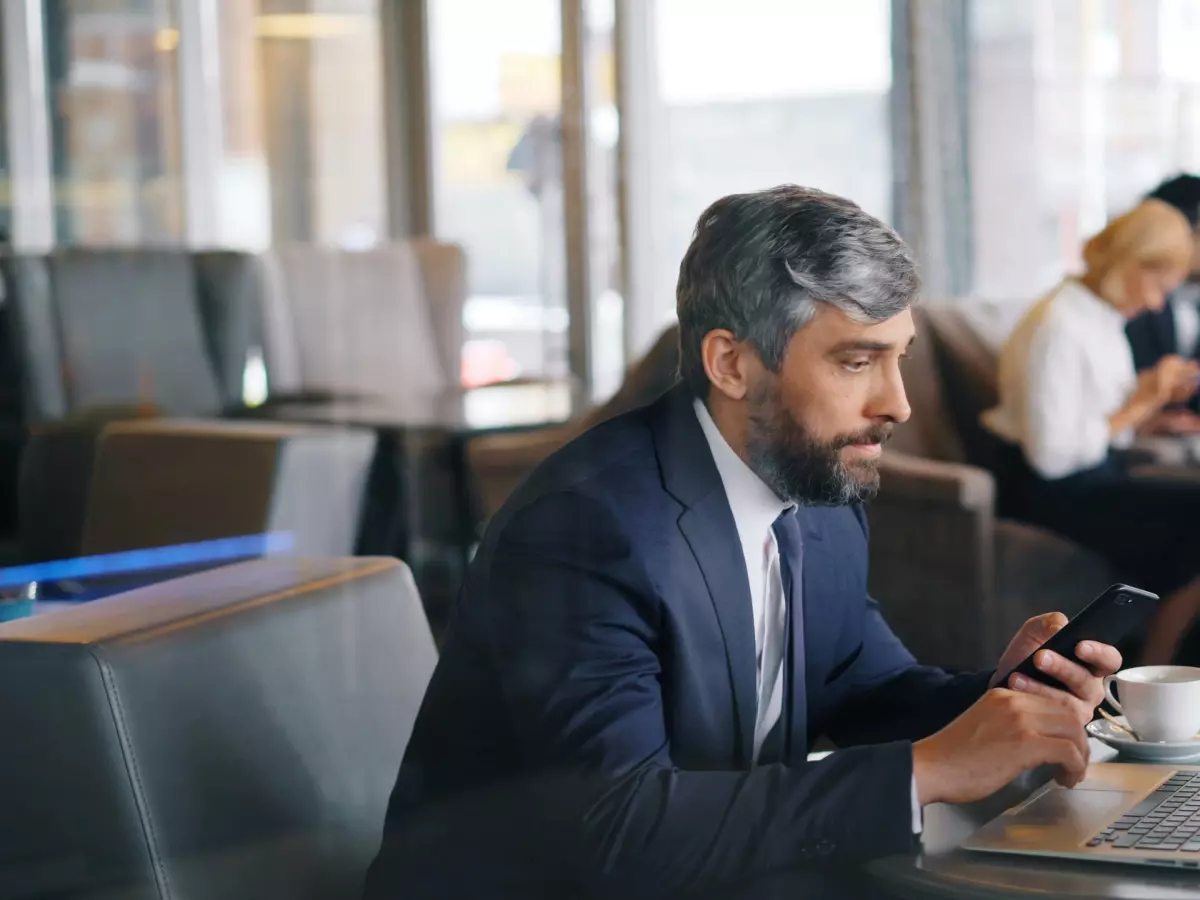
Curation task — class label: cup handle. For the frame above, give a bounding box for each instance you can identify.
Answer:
[1103,675,1123,713]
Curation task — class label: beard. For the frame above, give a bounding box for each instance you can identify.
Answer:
[744,380,892,507]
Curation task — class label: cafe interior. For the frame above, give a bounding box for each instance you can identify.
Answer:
[4,0,1200,897]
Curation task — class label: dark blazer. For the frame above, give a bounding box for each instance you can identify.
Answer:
[1127,302,1200,414]
[1127,306,1187,372]
[365,386,990,900]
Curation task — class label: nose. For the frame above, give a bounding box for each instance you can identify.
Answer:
[869,360,912,425]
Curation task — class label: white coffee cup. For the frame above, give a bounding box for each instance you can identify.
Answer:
[1103,666,1200,743]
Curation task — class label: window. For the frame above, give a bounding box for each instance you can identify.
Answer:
[430,0,566,386]
[648,0,894,329]
[970,0,1200,298]
[43,0,184,245]
[583,0,624,399]
[213,0,386,248]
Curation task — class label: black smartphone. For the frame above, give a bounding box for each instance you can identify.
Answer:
[1009,584,1159,688]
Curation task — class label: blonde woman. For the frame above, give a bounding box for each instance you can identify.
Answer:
[984,199,1200,662]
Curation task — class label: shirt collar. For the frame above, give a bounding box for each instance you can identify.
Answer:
[693,398,792,537]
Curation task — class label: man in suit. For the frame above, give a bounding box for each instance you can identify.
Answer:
[365,186,1121,900]
[1127,174,1200,418]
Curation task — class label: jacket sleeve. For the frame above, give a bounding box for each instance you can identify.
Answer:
[480,490,920,900]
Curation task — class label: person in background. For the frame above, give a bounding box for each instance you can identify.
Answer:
[983,199,1200,663]
[1127,175,1200,418]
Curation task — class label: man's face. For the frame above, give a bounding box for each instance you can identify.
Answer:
[743,305,915,505]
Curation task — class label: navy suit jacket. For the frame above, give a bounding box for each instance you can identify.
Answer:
[1127,304,1200,414]
[365,386,990,900]
[1128,306,1184,371]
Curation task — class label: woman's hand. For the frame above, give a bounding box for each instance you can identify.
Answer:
[1137,355,1200,408]
[1146,408,1200,435]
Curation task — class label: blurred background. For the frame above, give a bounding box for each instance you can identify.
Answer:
[7,0,1200,394]
[5,4,1200,897]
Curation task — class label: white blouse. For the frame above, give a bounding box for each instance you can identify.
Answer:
[982,279,1136,480]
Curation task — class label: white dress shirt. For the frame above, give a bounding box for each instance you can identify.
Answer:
[693,399,923,833]
[982,278,1136,479]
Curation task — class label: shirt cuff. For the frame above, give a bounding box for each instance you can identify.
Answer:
[911,774,923,834]
[1111,424,1136,450]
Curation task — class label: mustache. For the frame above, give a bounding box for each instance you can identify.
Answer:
[831,423,894,450]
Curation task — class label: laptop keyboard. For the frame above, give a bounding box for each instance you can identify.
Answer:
[1090,771,1200,852]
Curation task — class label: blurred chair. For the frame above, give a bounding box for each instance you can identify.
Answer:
[258,242,465,399]
[19,419,375,563]
[0,556,436,900]
[192,251,273,407]
[0,250,238,552]
[871,304,1113,669]
[467,325,681,518]
[0,248,424,567]
[468,315,1113,671]
[1,250,229,420]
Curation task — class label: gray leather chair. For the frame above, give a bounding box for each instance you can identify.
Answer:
[0,556,437,900]
[0,250,251,553]
[1,251,228,420]
[19,419,376,562]
[259,242,463,399]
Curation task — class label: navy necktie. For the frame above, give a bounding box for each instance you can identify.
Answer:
[757,508,805,765]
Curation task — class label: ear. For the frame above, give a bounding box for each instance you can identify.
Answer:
[701,329,751,401]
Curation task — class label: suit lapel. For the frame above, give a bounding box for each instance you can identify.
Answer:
[677,501,758,763]
[652,387,758,765]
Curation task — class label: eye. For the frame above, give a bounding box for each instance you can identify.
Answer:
[843,358,871,373]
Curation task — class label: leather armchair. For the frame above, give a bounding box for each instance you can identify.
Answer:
[0,556,435,900]
[19,419,375,563]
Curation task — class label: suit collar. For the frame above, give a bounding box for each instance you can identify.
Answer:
[650,384,726,510]
[692,396,792,533]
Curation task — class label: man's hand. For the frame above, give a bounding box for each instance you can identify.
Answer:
[991,612,1122,725]
[912,689,1090,805]
[912,614,1123,808]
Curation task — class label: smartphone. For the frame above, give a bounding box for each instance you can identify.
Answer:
[1009,584,1160,688]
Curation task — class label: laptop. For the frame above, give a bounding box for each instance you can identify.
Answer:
[963,763,1200,869]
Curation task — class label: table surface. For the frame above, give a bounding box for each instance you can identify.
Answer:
[868,740,1200,899]
[263,380,576,434]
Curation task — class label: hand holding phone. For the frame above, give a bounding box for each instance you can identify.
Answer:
[1009,584,1158,689]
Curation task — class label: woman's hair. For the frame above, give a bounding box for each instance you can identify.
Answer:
[1082,199,1194,279]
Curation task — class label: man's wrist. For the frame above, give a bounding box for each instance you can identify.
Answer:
[912,740,940,807]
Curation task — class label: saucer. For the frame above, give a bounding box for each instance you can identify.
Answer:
[1087,716,1200,763]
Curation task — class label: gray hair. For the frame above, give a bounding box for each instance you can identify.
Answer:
[676,185,919,399]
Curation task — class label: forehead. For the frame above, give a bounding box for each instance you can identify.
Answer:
[788,304,916,351]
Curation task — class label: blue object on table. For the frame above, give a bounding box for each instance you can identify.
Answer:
[0,532,294,590]
[0,581,38,621]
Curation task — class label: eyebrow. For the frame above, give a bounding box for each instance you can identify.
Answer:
[828,335,917,354]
